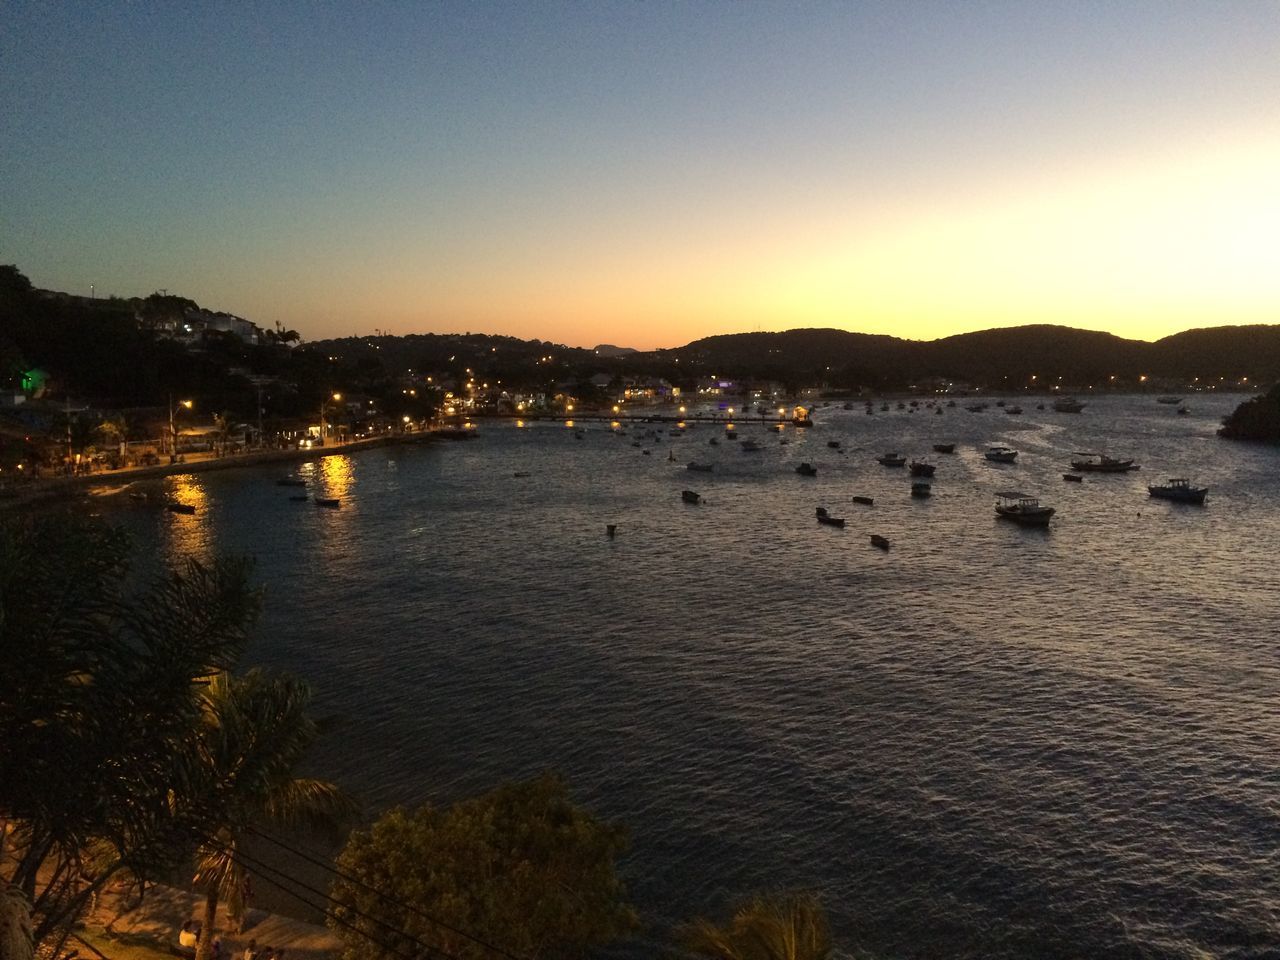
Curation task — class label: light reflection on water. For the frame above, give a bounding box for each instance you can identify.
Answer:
[107,396,1280,960]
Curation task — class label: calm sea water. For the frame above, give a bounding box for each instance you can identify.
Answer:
[103,394,1280,960]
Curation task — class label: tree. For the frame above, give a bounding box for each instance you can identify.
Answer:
[0,514,260,959]
[681,893,833,960]
[1218,384,1280,443]
[329,775,638,960]
[191,671,355,958]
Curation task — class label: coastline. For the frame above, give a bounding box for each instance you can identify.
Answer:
[0,432,443,512]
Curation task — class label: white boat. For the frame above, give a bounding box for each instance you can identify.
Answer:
[994,491,1055,526]
[876,453,907,467]
[1070,452,1139,473]
[985,446,1018,463]
[1148,478,1208,504]
[1052,397,1086,413]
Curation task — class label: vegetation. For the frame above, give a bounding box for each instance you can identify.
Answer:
[191,670,355,960]
[0,514,346,960]
[329,774,638,960]
[1218,383,1280,443]
[681,893,834,960]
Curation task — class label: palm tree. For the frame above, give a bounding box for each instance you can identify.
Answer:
[191,671,355,959]
[682,893,833,960]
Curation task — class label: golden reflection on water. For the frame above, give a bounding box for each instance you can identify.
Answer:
[318,455,354,500]
[162,474,212,564]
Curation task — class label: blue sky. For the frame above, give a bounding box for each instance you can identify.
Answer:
[3,1,1278,347]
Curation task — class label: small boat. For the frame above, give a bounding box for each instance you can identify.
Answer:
[796,462,818,477]
[1177,406,1191,415]
[911,482,932,498]
[289,494,309,502]
[1070,453,1139,473]
[827,440,841,449]
[606,524,617,537]
[724,432,738,441]
[741,439,762,452]
[985,446,1018,463]
[994,491,1055,526]
[932,443,956,454]
[709,438,719,446]
[1063,474,1083,483]
[934,407,943,414]
[876,453,906,467]
[816,507,846,528]
[1052,397,1086,413]
[642,450,651,456]
[946,400,957,407]
[1036,403,1045,410]
[687,462,714,472]
[771,424,784,432]
[851,496,874,506]
[513,471,531,478]
[966,403,986,413]
[909,460,936,477]
[897,402,906,410]
[165,502,196,515]
[792,417,814,427]
[843,402,854,410]
[870,534,890,550]
[1005,406,1023,415]
[1148,478,1208,504]
[276,478,307,487]
[315,498,340,508]
[681,490,701,505]
[1157,396,1183,404]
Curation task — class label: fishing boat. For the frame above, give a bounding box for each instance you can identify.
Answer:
[815,508,846,528]
[513,471,531,477]
[932,443,956,454]
[1052,397,1086,413]
[870,534,890,550]
[827,440,841,449]
[796,462,817,477]
[966,403,986,413]
[909,460,936,477]
[687,462,714,472]
[985,446,1018,463]
[1062,474,1083,483]
[911,481,932,498]
[852,496,874,506]
[877,453,907,467]
[314,497,340,508]
[741,439,762,452]
[681,490,702,504]
[165,502,196,515]
[1157,396,1183,404]
[994,491,1055,526]
[275,478,307,487]
[1148,478,1208,504]
[1070,453,1139,473]
[1006,406,1023,415]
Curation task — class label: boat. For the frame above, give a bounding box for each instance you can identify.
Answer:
[289,494,309,502]
[966,403,986,413]
[1036,403,1045,410]
[1062,474,1083,483]
[897,401,906,410]
[681,490,701,504]
[946,400,957,407]
[911,481,932,498]
[852,496,874,506]
[827,440,841,449]
[1006,406,1023,415]
[870,534,890,550]
[276,478,307,487]
[1157,396,1183,404]
[792,417,814,427]
[771,424,784,432]
[843,402,854,410]
[816,508,846,528]
[880,403,889,411]
[164,502,196,515]
[513,471,531,477]
[932,443,956,454]
[985,446,1018,463]
[314,498,340,508]
[908,460,936,477]
[709,438,719,446]
[724,432,738,441]
[1177,406,1191,415]
[934,407,943,414]
[876,453,906,467]
[1148,478,1208,504]
[740,439,762,452]
[687,462,714,472]
[796,462,817,477]
[994,491,1055,526]
[1052,397,1086,413]
[1070,453,1139,473]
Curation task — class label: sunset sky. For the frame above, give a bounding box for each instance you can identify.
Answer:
[3,2,1278,350]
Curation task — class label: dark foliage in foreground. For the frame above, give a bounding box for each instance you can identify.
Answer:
[1218,383,1280,443]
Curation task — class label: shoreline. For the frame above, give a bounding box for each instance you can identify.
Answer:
[0,433,442,512]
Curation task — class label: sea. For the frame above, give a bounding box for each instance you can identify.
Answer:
[99,393,1280,960]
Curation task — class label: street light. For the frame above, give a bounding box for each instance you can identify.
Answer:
[320,392,342,443]
[169,395,193,457]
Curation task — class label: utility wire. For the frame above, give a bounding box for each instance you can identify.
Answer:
[245,825,532,960]
[207,838,452,960]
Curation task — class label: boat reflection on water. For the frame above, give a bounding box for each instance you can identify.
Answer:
[161,474,212,563]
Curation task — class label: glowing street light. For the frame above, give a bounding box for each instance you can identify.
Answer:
[168,396,193,457]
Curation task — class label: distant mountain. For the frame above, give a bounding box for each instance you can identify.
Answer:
[662,324,1280,387]
[592,344,637,357]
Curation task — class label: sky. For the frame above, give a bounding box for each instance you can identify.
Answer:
[2,2,1278,350]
